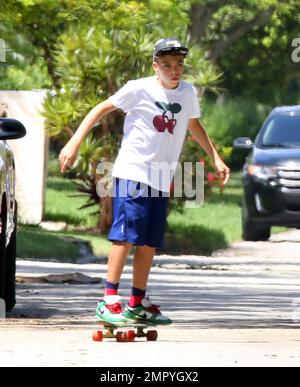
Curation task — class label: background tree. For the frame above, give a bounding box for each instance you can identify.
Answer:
[188,0,300,104]
[3,0,300,229]
[41,1,221,231]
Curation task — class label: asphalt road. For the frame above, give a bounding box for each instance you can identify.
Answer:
[1,229,300,367]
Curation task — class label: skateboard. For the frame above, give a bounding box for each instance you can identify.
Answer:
[92,321,158,342]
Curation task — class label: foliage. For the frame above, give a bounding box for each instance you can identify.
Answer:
[38,1,222,225]
[4,0,300,232]
[201,97,271,146]
[198,97,272,168]
[2,0,300,104]
[43,90,92,142]
[75,133,118,176]
[184,45,224,96]
[0,33,51,89]
[157,171,245,254]
[188,0,300,105]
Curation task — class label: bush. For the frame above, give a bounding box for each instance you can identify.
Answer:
[201,97,272,168]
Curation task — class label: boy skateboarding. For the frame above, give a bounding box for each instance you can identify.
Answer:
[59,37,230,326]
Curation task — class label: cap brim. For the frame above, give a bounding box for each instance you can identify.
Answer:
[154,47,188,56]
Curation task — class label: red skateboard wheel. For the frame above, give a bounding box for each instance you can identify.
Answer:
[92,330,103,342]
[146,330,158,341]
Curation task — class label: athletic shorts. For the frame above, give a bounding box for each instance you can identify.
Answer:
[107,178,169,248]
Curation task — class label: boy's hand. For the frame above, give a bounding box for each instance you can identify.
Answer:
[58,140,80,173]
[214,158,230,186]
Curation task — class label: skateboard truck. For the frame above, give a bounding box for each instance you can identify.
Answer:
[92,322,158,342]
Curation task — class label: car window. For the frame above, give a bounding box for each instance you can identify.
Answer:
[261,115,300,147]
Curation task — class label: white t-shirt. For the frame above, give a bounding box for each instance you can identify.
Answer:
[108,76,201,192]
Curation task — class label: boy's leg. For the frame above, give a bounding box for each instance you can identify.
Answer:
[95,240,132,323]
[123,193,172,324]
[128,245,155,306]
[124,244,172,324]
[132,245,155,290]
[128,192,168,304]
[105,241,132,295]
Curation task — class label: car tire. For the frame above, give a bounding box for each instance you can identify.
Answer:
[242,202,271,241]
[4,202,17,312]
[0,200,7,305]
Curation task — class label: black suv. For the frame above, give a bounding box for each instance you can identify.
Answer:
[234,105,300,241]
[0,118,26,312]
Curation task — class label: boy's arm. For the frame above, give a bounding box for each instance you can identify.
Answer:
[59,100,117,173]
[188,118,230,185]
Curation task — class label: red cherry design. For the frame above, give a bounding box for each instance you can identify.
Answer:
[167,119,177,134]
[153,115,170,132]
[153,101,182,135]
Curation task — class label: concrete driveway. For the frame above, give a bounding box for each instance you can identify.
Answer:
[1,229,300,366]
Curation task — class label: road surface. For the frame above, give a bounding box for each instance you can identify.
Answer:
[1,230,300,367]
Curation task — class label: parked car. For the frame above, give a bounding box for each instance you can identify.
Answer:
[234,105,300,241]
[0,118,26,311]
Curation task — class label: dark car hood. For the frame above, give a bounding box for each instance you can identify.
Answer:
[251,147,300,166]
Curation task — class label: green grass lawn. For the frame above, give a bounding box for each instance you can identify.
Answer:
[45,177,98,228]
[17,172,248,259]
[17,226,80,261]
[17,225,112,260]
[165,172,243,255]
[17,176,112,259]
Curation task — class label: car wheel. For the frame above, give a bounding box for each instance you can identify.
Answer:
[0,200,7,304]
[4,202,17,312]
[242,202,271,241]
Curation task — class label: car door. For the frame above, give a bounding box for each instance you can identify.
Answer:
[3,141,16,245]
[0,139,8,244]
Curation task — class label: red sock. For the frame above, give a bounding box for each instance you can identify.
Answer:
[129,295,144,307]
[129,287,146,307]
[105,281,119,296]
[105,288,118,296]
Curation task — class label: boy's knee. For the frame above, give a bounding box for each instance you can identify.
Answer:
[113,240,132,248]
[138,244,156,252]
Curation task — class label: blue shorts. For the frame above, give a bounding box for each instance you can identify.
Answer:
[108,178,169,248]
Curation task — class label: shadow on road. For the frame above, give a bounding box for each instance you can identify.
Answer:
[3,229,300,330]
[5,268,300,330]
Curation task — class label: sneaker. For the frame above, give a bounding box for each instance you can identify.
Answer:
[123,297,172,325]
[95,295,127,324]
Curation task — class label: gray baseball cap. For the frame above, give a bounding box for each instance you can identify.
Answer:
[153,37,188,57]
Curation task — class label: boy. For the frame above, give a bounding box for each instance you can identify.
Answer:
[59,37,230,325]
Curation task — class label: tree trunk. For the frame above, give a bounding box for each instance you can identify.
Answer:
[40,42,61,88]
[188,2,276,62]
[99,196,113,234]
[209,6,276,62]
[188,0,233,44]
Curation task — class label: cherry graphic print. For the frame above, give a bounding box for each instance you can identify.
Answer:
[153,101,182,134]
